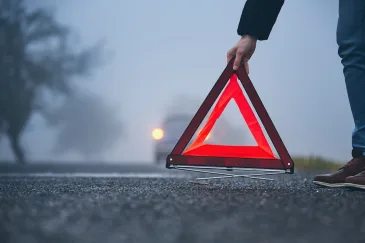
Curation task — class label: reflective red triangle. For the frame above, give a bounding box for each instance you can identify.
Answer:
[166,58,294,172]
[183,74,275,159]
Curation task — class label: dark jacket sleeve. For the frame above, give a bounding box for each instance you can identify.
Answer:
[237,0,284,40]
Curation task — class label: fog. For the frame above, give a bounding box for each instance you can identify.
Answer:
[1,0,353,163]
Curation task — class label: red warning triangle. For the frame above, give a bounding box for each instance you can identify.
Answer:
[183,74,275,159]
[166,58,294,172]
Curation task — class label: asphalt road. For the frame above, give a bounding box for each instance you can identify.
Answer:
[1,162,365,243]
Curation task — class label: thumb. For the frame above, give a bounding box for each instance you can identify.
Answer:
[233,50,243,70]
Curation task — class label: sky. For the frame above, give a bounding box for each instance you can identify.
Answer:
[1,0,354,163]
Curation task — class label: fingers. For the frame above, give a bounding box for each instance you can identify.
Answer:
[233,48,243,70]
[226,48,235,64]
[227,42,252,73]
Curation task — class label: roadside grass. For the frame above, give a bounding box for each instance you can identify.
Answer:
[292,156,342,171]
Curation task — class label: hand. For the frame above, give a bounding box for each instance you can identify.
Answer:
[227,35,257,73]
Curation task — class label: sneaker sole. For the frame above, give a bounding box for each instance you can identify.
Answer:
[344,183,365,190]
[312,180,347,188]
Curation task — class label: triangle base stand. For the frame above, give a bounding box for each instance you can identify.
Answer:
[171,164,287,182]
[165,57,295,181]
[167,156,292,182]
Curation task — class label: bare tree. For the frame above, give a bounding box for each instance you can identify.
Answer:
[0,0,104,163]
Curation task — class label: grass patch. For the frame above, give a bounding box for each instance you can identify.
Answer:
[292,156,342,171]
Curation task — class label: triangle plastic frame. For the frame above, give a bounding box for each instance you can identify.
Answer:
[166,57,294,174]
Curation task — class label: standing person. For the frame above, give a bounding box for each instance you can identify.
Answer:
[227,0,365,189]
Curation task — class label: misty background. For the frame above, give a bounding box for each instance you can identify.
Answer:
[0,0,352,163]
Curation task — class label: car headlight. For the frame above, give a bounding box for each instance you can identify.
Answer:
[152,128,164,140]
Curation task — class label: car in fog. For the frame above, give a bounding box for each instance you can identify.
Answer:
[151,112,246,164]
[151,113,212,163]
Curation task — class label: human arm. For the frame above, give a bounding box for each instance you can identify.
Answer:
[227,0,285,71]
[237,0,284,40]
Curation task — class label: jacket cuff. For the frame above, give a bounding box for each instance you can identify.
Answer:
[237,0,284,40]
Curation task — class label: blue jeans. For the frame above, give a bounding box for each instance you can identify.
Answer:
[337,0,365,156]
